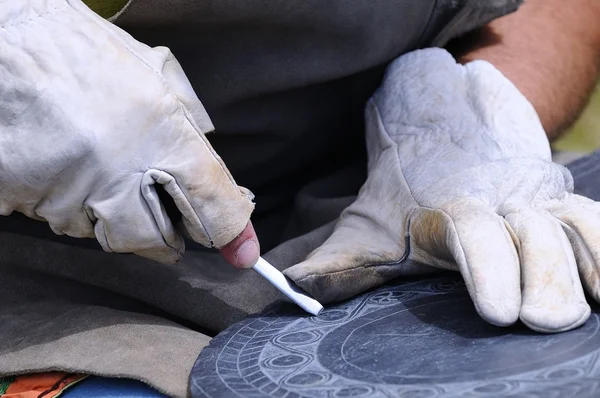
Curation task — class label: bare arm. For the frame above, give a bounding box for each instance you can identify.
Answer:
[448,0,600,140]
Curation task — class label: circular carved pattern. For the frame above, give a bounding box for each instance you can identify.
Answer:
[428,279,464,293]
[333,386,375,397]
[399,388,445,398]
[265,354,308,369]
[285,371,331,387]
[368,291,418,304]
[190,276,600,397]
[308,309,349,324]
[545,368,584,379]
[318,296,600,384]
[274,331,321,346]
[472,382,517,394]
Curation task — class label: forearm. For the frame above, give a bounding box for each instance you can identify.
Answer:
[449,0,600,140]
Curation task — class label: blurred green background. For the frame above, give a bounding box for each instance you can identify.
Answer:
[553,84,600,153]
[83,0,129,19]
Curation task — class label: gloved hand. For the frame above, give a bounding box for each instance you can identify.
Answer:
[284,48,599,333]
[0,0,258,265]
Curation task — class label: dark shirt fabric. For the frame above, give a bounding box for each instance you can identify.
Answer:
[0,0,522,250]
[114,0,522,249]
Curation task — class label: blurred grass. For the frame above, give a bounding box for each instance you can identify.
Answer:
[83,0,129,19]
[553,84,600,153]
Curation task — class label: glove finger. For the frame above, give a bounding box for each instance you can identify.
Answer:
[284,142,434,303]
[96,35,255,249]
[153,114,255,249]
[546,204,600,302]
[505,208,590,333]
[90,180,184,264]
[283,190,434,303]
[283,225,436,303]
[157,47,216,134]
[426,203,521,327]
[34,201,96,239]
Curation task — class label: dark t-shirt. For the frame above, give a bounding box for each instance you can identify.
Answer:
[1,0,522,249]
[116,0,520,220]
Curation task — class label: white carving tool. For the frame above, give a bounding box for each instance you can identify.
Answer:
[252,256,324,316]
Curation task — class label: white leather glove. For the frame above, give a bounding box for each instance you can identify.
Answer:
[285,48,599,333]
[0,0,254,263]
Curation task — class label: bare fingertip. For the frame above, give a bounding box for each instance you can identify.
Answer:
[234,240,260,268]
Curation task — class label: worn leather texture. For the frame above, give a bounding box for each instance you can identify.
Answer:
[0,0,255,264]
[285,48,596,334]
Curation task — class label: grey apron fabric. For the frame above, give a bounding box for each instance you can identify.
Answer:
[0,1,521,397]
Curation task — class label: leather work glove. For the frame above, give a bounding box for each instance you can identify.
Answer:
[0,0,255,264]
[285,48,599,333]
